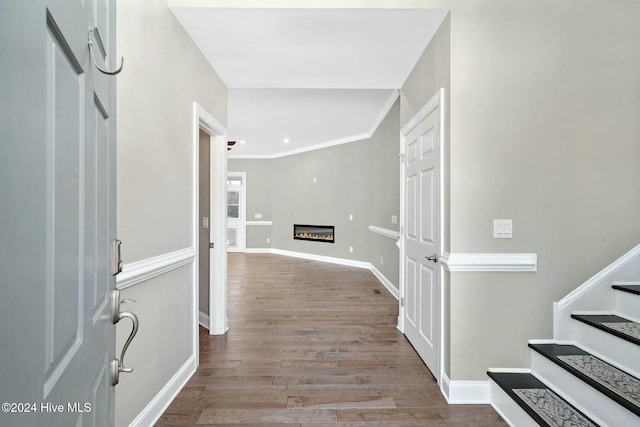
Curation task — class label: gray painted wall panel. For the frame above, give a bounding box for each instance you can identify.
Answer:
[404,1,640,381]
[229,159,272,221]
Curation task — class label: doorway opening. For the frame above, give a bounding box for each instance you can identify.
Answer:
[193,103,228,347]
[227,172,246,252]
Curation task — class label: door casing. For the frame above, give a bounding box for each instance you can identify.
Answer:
[192,103,228,341]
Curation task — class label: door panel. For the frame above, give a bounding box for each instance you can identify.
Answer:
[402,97,441,381]
[0,2,117,425]
[420,169,434,244]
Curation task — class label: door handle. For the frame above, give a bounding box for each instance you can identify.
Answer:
[425,253,439,263]
[110,290,140,386]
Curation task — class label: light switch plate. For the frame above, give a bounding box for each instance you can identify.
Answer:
[254,213,263,219]
[493,219,513,238]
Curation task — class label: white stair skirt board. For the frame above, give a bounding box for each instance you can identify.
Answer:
[571,320,640,378]
[614,284,640,321]
[489,379,539,427]
[441,373,490,404]
[199,311,210,330]
[554,244,640,339]
[128,355,197,427]
[530,351,629,427]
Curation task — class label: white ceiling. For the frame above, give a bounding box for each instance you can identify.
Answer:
[169,6,448,157]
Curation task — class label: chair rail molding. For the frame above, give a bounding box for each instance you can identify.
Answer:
[116,247,195,290]
[443,252,537,272]
[368,225,400,240]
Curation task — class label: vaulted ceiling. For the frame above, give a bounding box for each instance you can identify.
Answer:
[169,6,447,157]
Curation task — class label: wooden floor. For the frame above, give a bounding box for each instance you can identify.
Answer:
[156,253,507,426]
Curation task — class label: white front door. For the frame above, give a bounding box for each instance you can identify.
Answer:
[401,91,442,381]
[0,1,118,425]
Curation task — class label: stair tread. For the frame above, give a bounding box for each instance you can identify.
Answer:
[529,343,640,416]
[613,284,640,296]
[571,314,640,346]
[488,372,600,427]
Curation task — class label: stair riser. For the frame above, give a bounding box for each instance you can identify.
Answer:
[570,320,640,378]
[615,291,640,321]
[530,351,636,427]
[489,379,539,427]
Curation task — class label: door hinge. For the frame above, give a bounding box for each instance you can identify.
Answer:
[400,297,405,307]
[209,242,214,249]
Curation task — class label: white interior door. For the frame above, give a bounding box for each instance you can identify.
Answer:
[401,93,441,381]
[0,1,117,426]
[227,172,246,252]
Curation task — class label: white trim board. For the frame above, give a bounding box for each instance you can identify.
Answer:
[246,220,273,226]
[443,253,537,272]
[271,248,370,269]
[245,248,272,253]
[116,247,195,290]
[368,225,400,240]
[441,373,490,404]
[244,248,399,298]
[127,355,197,427]
[370,264,399,300]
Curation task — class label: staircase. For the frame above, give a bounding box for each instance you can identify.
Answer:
[489,245,640,427]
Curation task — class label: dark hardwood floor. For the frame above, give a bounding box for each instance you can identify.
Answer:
[156,253,507,426]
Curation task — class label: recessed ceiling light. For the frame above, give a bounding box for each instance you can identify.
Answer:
[239,140,246,144]
[283,138,290,144]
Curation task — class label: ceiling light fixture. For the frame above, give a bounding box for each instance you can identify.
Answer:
[283,138,290,144]
[239,140,246,144]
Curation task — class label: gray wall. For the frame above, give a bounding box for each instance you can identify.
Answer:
[403,0,640,381]
[229,99,401,290]
[401,13,452,377]
[116,0,227,424]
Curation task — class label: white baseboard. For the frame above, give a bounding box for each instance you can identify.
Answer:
[128,355,197,427]
[271,248,370,269]
[199,311,210,330]
[245,248,272,254]
[370,264,399,300]
[441,373,490,404]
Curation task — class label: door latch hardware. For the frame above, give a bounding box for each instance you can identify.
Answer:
[111,239,123,275]
[209,242,214,249]
[425,254,439,263]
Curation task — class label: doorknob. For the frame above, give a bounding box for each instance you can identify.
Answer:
[425,253,439,263]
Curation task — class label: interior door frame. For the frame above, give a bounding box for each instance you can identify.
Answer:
[192,103,228,344]
[398,88,447,385]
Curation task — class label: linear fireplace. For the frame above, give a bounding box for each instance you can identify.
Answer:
[293,224,334,243]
